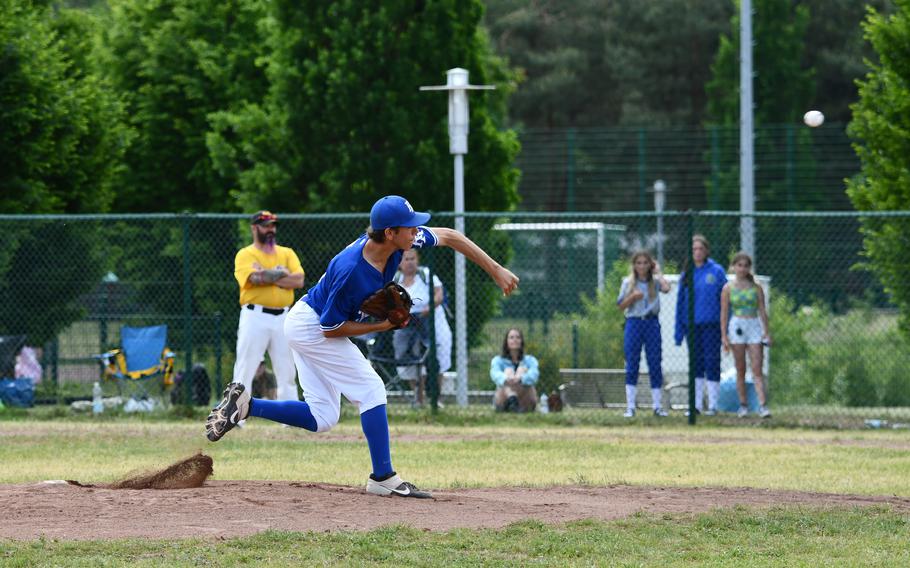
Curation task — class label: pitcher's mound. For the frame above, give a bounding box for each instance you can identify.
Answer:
[3,481,910,541]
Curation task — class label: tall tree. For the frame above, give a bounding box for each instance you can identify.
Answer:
[0,0,128,214]
[801,0,895,124]
[211,0,520,215]
[847,0,910,335]
[0,1,125,341]
[706,0,814,125]
[484,0,733,127]
[209,0,521,347]
[102,0,269,213]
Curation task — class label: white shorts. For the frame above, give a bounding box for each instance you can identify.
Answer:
[728,316,764,345]
[283,301,387,432]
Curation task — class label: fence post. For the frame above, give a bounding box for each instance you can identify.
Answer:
[710,126,720,210]
[786,124,795,295]
[687,211,697,425]
[181,214,194,379]
[638,128,647,234]
[214,311,222,403]
[572,321,579,369]
[425,248,439,413]
[567,128,576,211]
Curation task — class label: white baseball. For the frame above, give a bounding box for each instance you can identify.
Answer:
[803,110,824,128]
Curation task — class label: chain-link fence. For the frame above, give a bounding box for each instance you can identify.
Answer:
[2,211,908,429]
[516,124,858,212]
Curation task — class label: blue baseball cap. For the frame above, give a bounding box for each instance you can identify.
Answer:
[370,196,431,230]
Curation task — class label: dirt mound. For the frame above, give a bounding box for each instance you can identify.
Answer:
[3,481,908,541]
[67,453,213,490]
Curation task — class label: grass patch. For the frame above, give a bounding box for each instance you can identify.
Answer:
[1,418,908,496]
[1,507,908,566]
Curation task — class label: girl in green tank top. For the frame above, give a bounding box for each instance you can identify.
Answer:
[720,252,772,418]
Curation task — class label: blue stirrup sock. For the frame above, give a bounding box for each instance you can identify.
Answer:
[360,404,394,479]
[248,399,318,432]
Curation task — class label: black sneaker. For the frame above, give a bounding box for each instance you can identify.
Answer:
[504,395,520,413]
[366,473,433,499]
[205,383,251,442]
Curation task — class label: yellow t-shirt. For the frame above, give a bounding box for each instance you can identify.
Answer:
[234,245,304,308]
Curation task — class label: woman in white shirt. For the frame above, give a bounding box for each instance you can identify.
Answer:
[392,249,452,406]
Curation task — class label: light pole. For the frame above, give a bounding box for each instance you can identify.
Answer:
[420,68,494,407]
[650,180,668,266]
[740,0,756,258]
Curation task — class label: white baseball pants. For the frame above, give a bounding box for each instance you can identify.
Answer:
[283,301,387,432]
[232,306,298,400]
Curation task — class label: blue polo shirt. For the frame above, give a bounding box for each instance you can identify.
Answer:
[304,227,439,331]
[674,258,727,344]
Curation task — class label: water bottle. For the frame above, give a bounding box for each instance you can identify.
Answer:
[92,382,104,415]
[539,393,549,414]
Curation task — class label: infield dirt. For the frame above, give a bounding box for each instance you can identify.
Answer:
[1,480,908,541]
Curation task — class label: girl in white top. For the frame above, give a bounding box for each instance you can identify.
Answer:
[616,251,671,417]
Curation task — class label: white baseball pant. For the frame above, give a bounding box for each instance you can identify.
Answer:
[232,305,298,400]
[283,301,387,433]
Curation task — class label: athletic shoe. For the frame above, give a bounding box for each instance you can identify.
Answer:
[366,473,433,499]
[623,408,636,418]
[684,408,701,417]
[737,405,749,418]
[703,408,718,416]
[504,395,520,413]
[205,383,250,442]
[653,408,669,417]
[759,406,772,419]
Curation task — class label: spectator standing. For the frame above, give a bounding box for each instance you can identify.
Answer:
[490,328,540,412]
[616,252,671,417]
[392,249,452,406]
[721,252,772,418]
[232,211,305,402]
[674,234,727,415]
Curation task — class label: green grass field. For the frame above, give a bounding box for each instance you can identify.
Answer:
[1,412,908,566]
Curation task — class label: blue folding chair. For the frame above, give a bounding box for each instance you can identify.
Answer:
[97,325,176,405]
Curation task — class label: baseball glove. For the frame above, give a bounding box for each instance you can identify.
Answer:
[360,282,413,328]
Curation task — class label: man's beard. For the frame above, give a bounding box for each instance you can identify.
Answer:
[255,228,276,250]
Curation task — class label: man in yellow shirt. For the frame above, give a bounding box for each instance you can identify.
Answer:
[232,211,305,402]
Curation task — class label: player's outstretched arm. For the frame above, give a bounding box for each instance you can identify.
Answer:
[430,227,519,296]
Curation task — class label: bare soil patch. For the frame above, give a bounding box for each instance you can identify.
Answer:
[2,480,908,541]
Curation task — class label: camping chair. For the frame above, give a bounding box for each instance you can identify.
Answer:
[96,325,176,407]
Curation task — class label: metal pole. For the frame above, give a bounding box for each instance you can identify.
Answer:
[687,212,697,425]
[740,0,755,257]
[182,215,193,376]
[454,154,468,407]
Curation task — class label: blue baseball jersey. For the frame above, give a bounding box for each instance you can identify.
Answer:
[304,227,439,331]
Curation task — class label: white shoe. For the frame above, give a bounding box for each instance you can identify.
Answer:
[205,383,250,442]
[623,408,636,418]
[703,408,717,416]
[653,408,669,417]
[759,406,772,418]
[737,405,749,418]
[366,473,433,499]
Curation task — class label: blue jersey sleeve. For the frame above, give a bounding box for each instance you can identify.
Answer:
[411,227,438,249]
